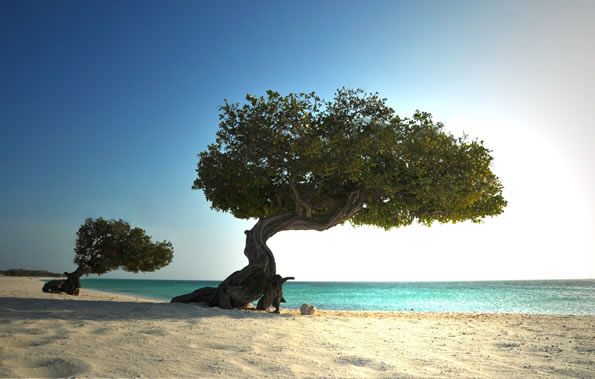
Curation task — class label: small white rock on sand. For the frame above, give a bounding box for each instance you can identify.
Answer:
[0,276,593,377]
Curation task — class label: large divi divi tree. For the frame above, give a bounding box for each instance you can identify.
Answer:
[172,88,506,310]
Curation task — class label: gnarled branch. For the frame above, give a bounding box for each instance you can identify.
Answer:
[284,189,366,232]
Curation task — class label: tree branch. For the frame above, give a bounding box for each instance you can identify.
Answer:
[283,189,366,233]
[249,189,367,244]
[290,176,312,218]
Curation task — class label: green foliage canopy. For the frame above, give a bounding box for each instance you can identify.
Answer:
[194,88,506,229]
[74,217,174,275]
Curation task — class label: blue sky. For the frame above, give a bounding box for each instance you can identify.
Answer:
[1,0,593,281]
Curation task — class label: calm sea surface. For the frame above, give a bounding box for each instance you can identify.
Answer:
[80,279,595,315]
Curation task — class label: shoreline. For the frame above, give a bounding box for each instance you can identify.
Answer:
[1,276,594,377]
[19,276,591,317]
[79,276,595,316]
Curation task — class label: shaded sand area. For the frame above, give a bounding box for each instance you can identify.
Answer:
[0,277,593,377]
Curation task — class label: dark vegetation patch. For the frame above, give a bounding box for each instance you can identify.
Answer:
[0,269,63,277]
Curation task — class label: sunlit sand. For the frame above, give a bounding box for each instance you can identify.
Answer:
[0,276,593,377]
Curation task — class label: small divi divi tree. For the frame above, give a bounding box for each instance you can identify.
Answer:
[172,88,506,310]
[43,217,173,295]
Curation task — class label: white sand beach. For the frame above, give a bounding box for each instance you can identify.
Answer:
[0,276,593,377]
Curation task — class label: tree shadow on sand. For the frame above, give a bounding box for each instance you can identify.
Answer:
[0,297,296,322]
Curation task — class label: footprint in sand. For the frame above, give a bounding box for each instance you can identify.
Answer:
[1,335,52,348]
[4,326,47,336]
[140,328,169,336]
[335,355,394,371]
[8,357,92,378]
[0,365,16,377]
[90,327,113,335]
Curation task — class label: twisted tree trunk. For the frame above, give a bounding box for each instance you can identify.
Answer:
[171,215,290,309]
[172,190,366,310]
[42,265,91,295]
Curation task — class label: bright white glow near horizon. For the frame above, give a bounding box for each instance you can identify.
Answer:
[270,114,593,282]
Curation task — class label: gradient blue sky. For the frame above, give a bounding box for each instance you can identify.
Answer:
[1,0,593,281]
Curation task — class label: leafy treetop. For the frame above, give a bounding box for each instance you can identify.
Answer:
[194,88,506,229]
[74,217,174,275]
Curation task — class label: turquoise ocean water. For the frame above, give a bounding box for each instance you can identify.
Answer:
[80,279,595,315]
